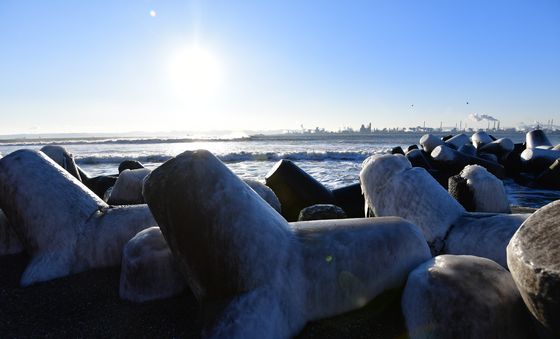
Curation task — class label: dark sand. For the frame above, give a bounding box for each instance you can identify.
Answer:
[1,253,407,338]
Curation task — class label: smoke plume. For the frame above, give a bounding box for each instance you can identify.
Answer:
[468,113,498,122]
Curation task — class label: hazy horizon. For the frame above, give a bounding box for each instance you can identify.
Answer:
[1,1,559,135]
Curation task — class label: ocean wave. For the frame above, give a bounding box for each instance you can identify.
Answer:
[75,151,377,166]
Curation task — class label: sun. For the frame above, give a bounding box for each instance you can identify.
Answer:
[167,45,224,99]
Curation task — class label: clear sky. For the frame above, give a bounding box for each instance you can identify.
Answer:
[0,0,559,134]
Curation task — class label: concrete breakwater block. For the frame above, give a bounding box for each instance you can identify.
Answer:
[244,179,282,213]
[108,168,152,205]
[431,145,506,179]
[143,150,431,338]
[265,159,335,221]
[478,137,515,156]
[119,227,185,303]
[526,129,553,149]
[445,213,529,268]
[360,154,465,252]
[471,131,494,149]
[0,208,23,255]
[119,159,144,173]
[520,148,560,173]
[0,150,156,286]
[419,134,444,154]
[402,255,535,339]
[508,200,560,335]
[444,133,470,150]
[331,183,365,218]
[40,145,82,181]
[453,165,510,213]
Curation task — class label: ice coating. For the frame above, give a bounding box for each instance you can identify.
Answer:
[460,165,510,213]
[360,154,465,248]
[0,150,156,286]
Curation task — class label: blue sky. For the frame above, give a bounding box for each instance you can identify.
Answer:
[0,0,559,134]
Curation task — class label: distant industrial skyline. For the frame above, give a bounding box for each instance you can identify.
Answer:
[1,1,559,134]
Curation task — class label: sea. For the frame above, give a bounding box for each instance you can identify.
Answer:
[1,131,560,209]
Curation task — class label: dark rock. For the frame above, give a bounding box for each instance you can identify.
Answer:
[298,204,346,221]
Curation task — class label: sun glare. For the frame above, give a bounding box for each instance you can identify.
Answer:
[167,45,224,100]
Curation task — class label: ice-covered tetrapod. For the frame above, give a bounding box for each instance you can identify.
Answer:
[143,150,431,339]
[0,150,156,286]
[360,154,530,267]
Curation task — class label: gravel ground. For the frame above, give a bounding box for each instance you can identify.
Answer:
[0,253,407,338]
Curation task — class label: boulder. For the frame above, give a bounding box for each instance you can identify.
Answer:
[108,168,152,205]
[119,227,185,303]
[297,204,346,221]
[0,209,23,255]
[360,154,465,253]
[143,150,431,338]
[0,150,156,286]
[244,179,281,213]
[402,255,534,339]
[508,200,560,334]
